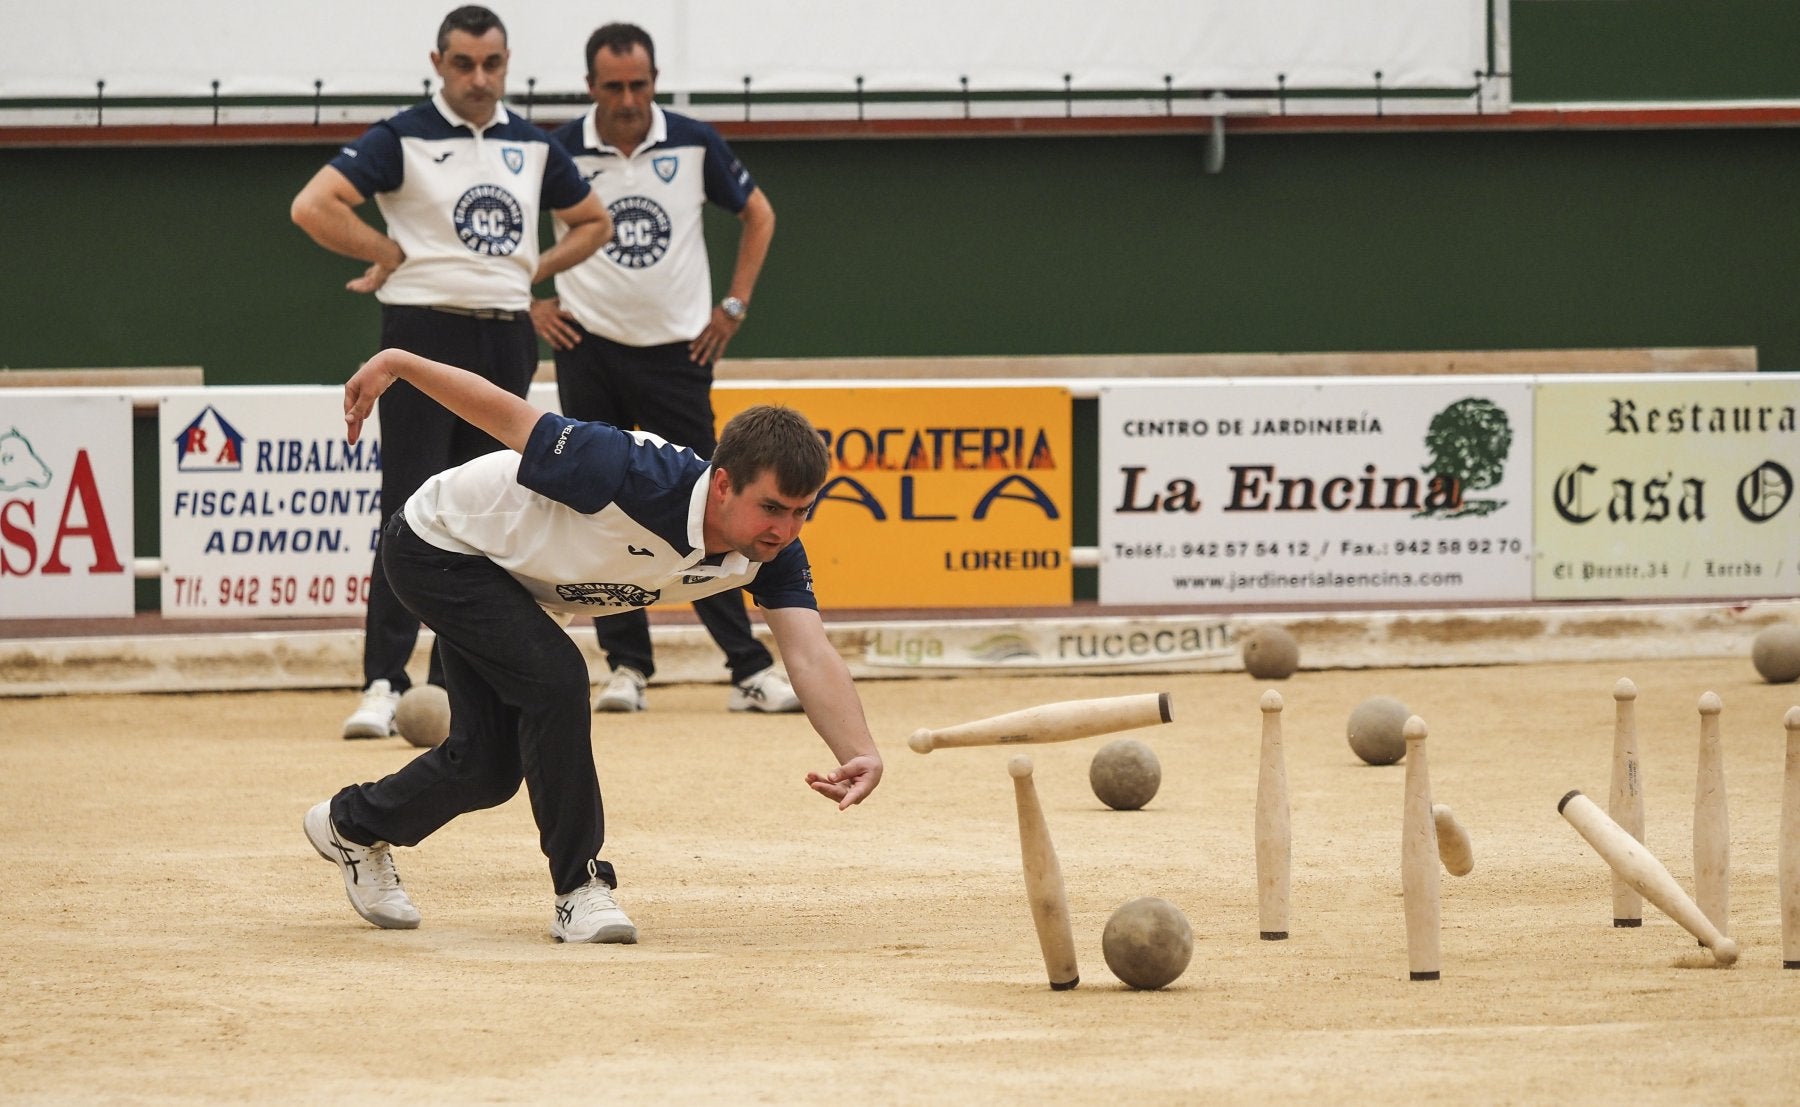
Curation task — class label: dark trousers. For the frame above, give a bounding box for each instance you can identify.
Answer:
[363,305,537,693]
[552,324,771,684]
[333,513,614,896]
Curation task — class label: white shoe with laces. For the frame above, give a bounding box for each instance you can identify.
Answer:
[342,679,401,739]
[303,800,420,929]
[552,864,638,944]
[728,666,802,713]
[593,666,647,713]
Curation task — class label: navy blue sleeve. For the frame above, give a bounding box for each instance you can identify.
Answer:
[701,129,755,214]
[328,121,404,198]
[539,135,592,212]
[746,540,818,611]
[548,116,586,156]
[516,414,630,512]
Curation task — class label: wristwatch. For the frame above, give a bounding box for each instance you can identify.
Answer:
[720,296,748,322]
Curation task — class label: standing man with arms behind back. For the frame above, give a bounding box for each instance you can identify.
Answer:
[292,5,610,740]
[532,22,792,716]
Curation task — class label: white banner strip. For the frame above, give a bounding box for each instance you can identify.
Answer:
[3,600,1794,696]
[862,617,1235,670]
[10,1,1490,99]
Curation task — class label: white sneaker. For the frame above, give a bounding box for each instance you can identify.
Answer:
[303,800,420,930]
[342,679,401,739]
[593,666,647,713]
[728,666,802,713]
[552,867,638,944]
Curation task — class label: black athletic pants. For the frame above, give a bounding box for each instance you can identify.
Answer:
[551,324,772,684]
[362,305,537,693]
[333,513,614,896]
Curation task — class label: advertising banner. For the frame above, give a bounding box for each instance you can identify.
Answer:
[0,391,136,617]
[1534,375,1800,600]
[862,617,1235,670]
[1098,379,1535,605]
[713,386,1072,608]
[158,388,382,617]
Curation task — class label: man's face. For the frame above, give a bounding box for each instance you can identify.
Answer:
[588,44,657,146]
[432,27,509,125]
[708,467,816,563]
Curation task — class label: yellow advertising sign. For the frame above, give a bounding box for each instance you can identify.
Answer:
[713,386,1072,607]
[1534,376,1800,600]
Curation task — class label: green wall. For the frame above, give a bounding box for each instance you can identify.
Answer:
[10,0,1800,383]
[1512,0,1800,102]
[4,125,1797,382]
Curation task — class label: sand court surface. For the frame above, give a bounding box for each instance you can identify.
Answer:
[3,656,1798,1103]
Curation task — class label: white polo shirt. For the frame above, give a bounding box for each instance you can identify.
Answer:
[329,93,590,311]
[548,105,757,346]
[404,413,816,617]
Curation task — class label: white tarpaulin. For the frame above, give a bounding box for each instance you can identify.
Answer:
[10,1,1491,99]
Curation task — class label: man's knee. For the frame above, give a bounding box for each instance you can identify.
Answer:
[438,742,524,809]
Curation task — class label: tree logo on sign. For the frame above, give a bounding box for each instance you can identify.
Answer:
[1418,398,1512,518]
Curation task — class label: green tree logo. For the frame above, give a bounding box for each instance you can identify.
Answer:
[1418,398,1511,518]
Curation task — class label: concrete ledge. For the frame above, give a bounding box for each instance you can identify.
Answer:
[0,366,203,387]
[3,600,1794,697]
[535,348,1758,384]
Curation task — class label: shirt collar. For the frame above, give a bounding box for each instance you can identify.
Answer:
[431,90,510,135]
[684,464,750,576]
[583,102,667,156]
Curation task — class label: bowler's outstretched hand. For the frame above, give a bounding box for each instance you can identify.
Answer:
[807,755,883,810]
[343,356,398,445]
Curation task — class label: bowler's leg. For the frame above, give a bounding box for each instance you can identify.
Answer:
[352,517,614,893]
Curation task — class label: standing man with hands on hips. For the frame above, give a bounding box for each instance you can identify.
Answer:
[532,22,793,716]
[291,5,611,740]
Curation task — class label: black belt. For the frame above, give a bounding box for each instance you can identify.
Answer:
[423,304,522,323]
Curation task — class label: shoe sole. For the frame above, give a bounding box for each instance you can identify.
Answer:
[728,700,803,713]
[342,721,395,739]
[303,805,420,930]
[555,923,639,944]
[592,700,643,713]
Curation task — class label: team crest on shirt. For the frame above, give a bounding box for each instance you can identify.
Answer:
[502,146,524,174]
[452,184,524,256]
[652,155,678,183]
[556,582,661,607]
[602,196,673,269]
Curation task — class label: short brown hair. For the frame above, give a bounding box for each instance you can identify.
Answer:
[438,6,507,53]
[585,22,657,78]
[712,405,829,497]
